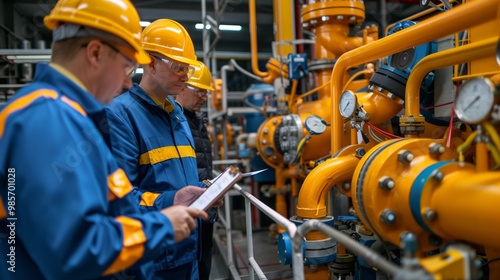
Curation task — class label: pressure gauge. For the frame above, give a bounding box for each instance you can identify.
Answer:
[454,77,498,124]
[305,115,327,135]
[339,90,357,118]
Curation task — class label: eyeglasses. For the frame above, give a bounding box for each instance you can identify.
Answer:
[81,40,137,78]
[153,56,195,78]
[100,41,138,78]
[185,84,209,98]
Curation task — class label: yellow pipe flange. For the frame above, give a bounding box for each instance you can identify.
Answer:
[301,0,365,28]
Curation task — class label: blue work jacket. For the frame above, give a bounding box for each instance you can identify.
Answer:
[0,63,174,280]
[106,84,202,272]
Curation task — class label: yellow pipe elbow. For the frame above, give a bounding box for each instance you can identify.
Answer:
[406,36,499,118]
[356,91,403,125]
[316,24,376,57]
[249,0,267,78]
[330,0,500,154]
[296,155,359,219]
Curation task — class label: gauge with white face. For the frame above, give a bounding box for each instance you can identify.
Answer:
[305,115,327,135]
[339,90,357,118]
[454,77,497,124]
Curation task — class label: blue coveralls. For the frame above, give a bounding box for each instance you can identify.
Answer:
[106,84,202,279]
[0,63,175,280]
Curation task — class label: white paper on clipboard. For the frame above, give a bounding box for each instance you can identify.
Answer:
[189,166,242,211]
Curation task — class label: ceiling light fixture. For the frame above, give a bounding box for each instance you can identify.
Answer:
[195,23,242,31]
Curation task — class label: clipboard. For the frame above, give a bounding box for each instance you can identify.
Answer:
[189,166,243,211]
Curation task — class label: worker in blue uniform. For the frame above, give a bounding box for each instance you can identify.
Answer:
[175,61,217,280]
[106,19,212,279]
[0,1,207,280]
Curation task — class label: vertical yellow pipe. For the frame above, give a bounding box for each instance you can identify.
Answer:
[476,141,489,172]
[330,0,500,154]
[273,0,295,57]
[249,0,267,77]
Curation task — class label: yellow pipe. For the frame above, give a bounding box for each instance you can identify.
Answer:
[296,155,359,219]
[430,170,500,248]
[288,79,299,112]
[476,141,489,171]
[484,122,500,152]
[293,82,330,101]
[356,91,403,125]
[273,0,294,57]
[331,0,500,154]
[316,23,377,58]
[406,36,499,118]
[249,0,267,77]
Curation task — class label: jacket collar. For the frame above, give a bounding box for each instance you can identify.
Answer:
[129,83,177,114]
[34,63,104,115]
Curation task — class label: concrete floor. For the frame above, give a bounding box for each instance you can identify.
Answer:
[209,226,293,280]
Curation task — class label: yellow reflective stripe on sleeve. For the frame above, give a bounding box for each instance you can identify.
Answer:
[0,197,6,220]
[0,89,58,138]
[61,96,87,116]
[139,192,161,206]
[108,169,133,201]
[102,216,146,276]
[139,145,195,165]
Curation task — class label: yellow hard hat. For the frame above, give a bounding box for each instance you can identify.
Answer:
[142,19,198,66]
[44,0,150,65]
[186,61,215,91]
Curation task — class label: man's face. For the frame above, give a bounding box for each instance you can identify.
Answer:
[179,84,208,112]
[92,40,137,104]
[151,55,192,96]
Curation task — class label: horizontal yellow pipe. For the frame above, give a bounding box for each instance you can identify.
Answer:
[430,171,500,248]
[297,155,359,219]
[406,36,499,118]
[331,0,500,154]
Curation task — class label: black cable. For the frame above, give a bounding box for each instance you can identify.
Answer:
[481,257,500,268]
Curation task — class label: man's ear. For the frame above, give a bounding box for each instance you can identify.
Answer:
[146,56,157,74]
[85,40,102,68]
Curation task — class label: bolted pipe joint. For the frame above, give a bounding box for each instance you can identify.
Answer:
[398,150,414,164]
[431,170,444,181]
[342,182,351,190]
[429,143,445,157]
[379,176,395,190]
[380,209,397,225]
[424,208,437,221]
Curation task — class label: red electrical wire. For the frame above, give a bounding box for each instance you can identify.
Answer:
[366,122,402,139]
[421,101,454,110]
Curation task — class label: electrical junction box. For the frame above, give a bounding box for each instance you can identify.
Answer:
[288,53,308,80]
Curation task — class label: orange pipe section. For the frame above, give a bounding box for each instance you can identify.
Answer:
[316,24,377,57]
[297,155,359,219]
[430,171,500,249]
[249,0,268,78]
[406,36,499,118]
[330,0,500,154]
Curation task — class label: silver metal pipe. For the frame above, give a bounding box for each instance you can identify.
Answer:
[232,184,297,235]
[246,200,256,280]
[248,257,267,280]
[298,219,403,277]
[223,191,237,279]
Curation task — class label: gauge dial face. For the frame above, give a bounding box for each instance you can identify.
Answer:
[339,90,357,118]
[305,115,327,135]
[454,78,496,124]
